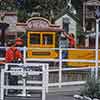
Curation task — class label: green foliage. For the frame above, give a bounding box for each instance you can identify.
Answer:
[17,10,30,23]
[0,0,16,11]
[0,0,80,23]
[81,77,100,99]
[16,0,68,22]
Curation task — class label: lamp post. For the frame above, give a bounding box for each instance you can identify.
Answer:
[95,18,100,80]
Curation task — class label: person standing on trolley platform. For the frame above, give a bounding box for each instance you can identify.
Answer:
[61,32,76,59]
[63,32,76,48]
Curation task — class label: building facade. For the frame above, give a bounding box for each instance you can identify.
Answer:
[0,12,17,46]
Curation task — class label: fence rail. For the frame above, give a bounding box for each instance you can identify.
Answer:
[0,47,99,90]
[0,63,49,100]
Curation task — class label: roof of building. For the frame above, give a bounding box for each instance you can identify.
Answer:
[55,9,80,23]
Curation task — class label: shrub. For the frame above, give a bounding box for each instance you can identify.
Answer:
[80,77,100,99]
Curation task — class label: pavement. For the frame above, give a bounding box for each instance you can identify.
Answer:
[5,94,74,100]
[47,94,74,100]
[4,85,83,100]
[0,67,84,100]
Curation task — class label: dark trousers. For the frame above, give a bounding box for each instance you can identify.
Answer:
[8,75,18,85]
[8,61,19,85]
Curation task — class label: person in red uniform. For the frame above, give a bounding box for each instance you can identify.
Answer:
[5,41,23,94]
[5,41,23,63]
[63,32,76,48]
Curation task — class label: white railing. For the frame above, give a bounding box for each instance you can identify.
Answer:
[0,63,49,100]
[0,47,98,88]
[24,47,98,88]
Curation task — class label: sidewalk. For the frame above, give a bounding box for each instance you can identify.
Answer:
[4,85,83,100]
[5,94,74,100]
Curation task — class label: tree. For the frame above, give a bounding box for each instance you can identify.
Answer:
[16,0,80,23]
[0,0,16,11]
[81,77,100,99]
[0,0,81,23]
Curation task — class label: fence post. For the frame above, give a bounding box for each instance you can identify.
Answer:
[23,46,26,64]
[42,65,46,100]
[59,48,62,88]
[22,69,26,96]
[45,64,48,93]
[91,67,95,78]
[5,64,8,96]
[95,19,99,80]
[1,68,4,100]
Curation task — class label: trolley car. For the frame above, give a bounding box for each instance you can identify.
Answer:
[25,17,100,67]
[26,17,63,59]
[0,17,97,68]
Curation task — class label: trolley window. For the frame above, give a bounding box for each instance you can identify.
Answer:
[30,34,40,44]
[43,34,53,45]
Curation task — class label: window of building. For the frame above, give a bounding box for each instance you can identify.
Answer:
[86,22,92,31]
[63,23,69,33]
[63,17,70,33]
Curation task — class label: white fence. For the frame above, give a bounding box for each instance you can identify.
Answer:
[0,63,49,100]
[0,47,99,88]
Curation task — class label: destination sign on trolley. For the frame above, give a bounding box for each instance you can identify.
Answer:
[27,18,49,29]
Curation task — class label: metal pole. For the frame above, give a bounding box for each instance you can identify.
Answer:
[59,48,62,88]
[83,2,85,32]
[1,68,4,100]
[95,19,99,79]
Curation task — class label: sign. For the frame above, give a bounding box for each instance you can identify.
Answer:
[27,18,49,29]
[9,65,42,75]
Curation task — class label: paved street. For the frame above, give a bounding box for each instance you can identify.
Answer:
[5,94,74,100]
[2,83,82,100]
[47,94,74,100]
[2,84,82,100]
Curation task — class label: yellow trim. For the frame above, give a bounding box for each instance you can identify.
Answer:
[67,49,100,67]
[27,31,30,47]
[27,32,41,47]
[27,31,57,58]
[27,49,58,58]
[41,32,56,48]
[53,33,56,48]
[27,32,56,48]
[40,32,42,48]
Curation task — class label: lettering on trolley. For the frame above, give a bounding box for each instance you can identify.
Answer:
[27,18,49,29]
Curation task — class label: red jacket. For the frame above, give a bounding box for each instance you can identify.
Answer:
[5,47,23,63]
[67,36,76,48]
[63,32,75,48]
